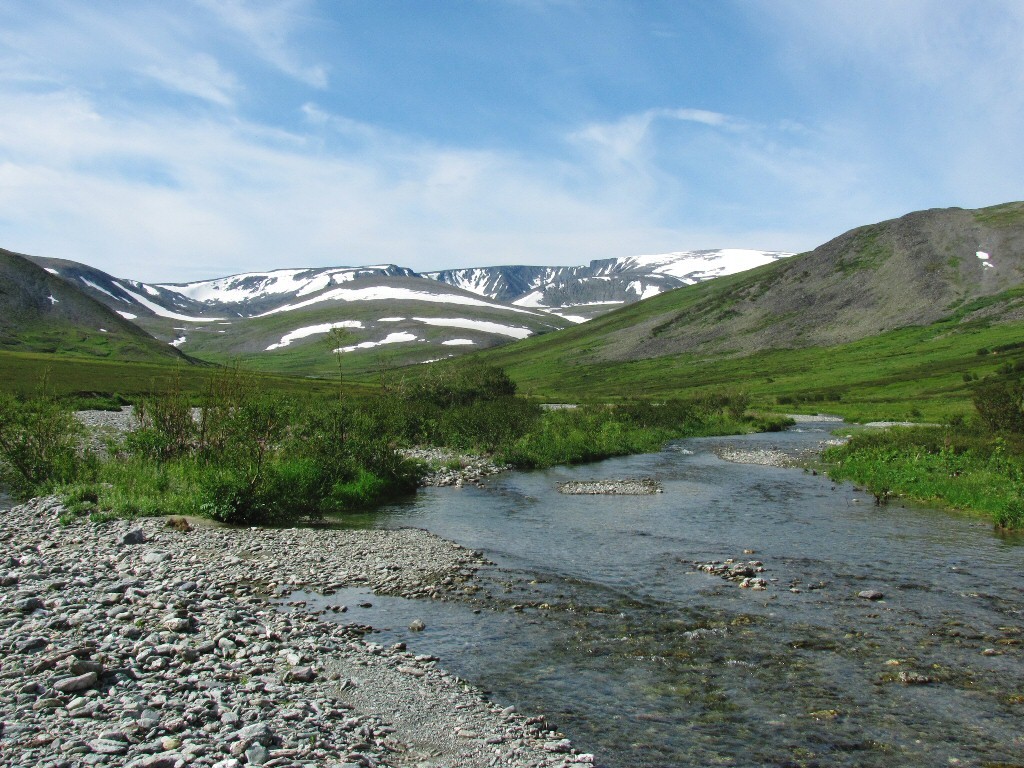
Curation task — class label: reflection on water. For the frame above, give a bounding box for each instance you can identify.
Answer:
[309,423,1024,767]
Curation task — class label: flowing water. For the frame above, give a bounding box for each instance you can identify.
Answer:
[304,422,1024,767]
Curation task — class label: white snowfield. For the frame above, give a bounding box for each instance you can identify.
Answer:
[119,286,225,322]
[411,317,533,339]
[611,249,790,282]
[159,267,396,304]
[441,338,475,346]
[256,286,545,318]
[170,336,187,347]
[335,331,419,353]
[80,278,127,303]
[265,320,365,351]
[512,290,546,308]
[116,311,138,320]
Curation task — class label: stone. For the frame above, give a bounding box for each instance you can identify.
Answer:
[163,617,191,633]
[284,666,316,683]
[858,590,885,601]
[236,722,276,746]
[90,738,130,755]
[142,551,171,564]
[408,619,426,631]
[120,529,149,545]
[543,738,573,753]
[245,743,271,765]
[54,671,98,693]
[125,755,182,768]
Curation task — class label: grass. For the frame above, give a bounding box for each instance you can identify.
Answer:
[1,365,789,525]
[472,308,1024,423]
[0,349,373,402]
[823,424,1024,529]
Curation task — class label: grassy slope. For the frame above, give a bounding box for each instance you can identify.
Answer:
[178,298,566,377]
[463,203,1024,420]
[0,350,371,401]
[479,316,1024,421]
[0,248,190,363]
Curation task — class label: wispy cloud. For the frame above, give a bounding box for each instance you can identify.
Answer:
[571,108,739,166]
[0,0,1020,282]
[142,54,239,106]
[191,0,328,88]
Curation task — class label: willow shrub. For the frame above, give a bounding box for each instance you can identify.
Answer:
[0,393,92,499]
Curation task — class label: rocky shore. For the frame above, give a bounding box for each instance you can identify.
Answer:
[399,448,510,488]
[0,497,592,768]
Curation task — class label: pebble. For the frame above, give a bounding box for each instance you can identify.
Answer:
[400,447,511,488]
[690,557,770,589]
[0,493,584,768]
[558,478,662,495]
[858,590,885,601]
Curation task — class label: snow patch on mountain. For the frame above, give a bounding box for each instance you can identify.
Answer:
[265,320,365,351]
[411,317,533,339]
[335,331,419,353]
[256,286,545,318]
[119,286,225,322]
[80,278,126,303]
[159,266,414,305]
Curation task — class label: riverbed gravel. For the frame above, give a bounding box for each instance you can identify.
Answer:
[0,496,592,768]
[556,479,662,495]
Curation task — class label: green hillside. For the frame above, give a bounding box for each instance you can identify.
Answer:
[0,248,189,363]
[473,203,1024,421]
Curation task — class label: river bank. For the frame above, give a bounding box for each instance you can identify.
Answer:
[0,496,592,768]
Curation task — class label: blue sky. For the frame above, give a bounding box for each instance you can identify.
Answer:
[1,0,1022,282]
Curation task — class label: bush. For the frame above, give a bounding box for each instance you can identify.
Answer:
[129,390,196,459]
[973,379,1024,434]
[0,393,90,499]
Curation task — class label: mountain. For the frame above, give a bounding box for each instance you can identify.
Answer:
[426,249,790,322]
[29,259,572,374]
[30,248,788,374]
[474,202,1024,396]
[0,248,192,363]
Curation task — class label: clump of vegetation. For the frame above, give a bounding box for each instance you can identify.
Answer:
[1,364,784,525]
[824,375,1024,529]
[0,392,93,499]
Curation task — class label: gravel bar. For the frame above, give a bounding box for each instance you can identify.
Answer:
[0,497,594,768]
[556,479,662,495]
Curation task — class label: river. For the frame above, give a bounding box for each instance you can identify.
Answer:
[308,420,1023,767]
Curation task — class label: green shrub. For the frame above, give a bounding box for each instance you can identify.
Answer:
[0,393,90,499]
[973,379,1024,433]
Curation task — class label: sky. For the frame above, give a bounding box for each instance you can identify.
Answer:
[1,0,1022,283]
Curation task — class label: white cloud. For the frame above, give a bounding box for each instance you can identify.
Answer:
[191,0,328,88]
[571,108,736,167]
[142,53,238,106]
[1,0,1020,284]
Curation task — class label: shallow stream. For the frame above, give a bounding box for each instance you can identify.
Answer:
[309,422,1024,766]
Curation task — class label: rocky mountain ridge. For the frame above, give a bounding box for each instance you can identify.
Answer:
[24,248,787,372]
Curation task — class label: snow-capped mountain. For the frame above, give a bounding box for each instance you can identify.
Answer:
[28,247,790,374]
[427,249,791,321]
